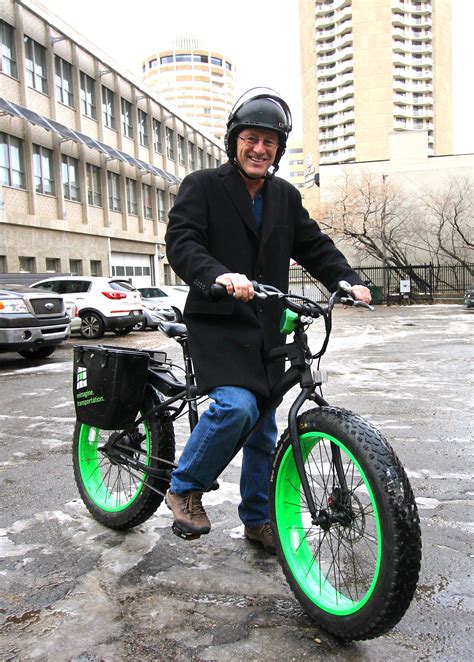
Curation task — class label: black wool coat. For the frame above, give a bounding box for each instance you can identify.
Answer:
[165,161,364,399]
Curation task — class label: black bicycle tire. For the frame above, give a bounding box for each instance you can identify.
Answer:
[269,406,421,641]
[72,391,175,530]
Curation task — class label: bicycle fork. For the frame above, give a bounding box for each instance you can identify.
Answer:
[288,385,352,528]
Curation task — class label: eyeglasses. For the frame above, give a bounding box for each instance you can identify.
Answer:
[238,135,279,149]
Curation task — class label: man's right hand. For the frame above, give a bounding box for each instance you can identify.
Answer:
[215,273,255,302]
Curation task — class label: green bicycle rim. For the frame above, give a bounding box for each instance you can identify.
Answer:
[275,431,382,615]
[77,423,150,512]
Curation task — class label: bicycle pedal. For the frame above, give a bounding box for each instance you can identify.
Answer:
[171,522,201,541]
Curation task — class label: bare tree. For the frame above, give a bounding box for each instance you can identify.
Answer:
[317,171,419,268]
[418,177,474,270]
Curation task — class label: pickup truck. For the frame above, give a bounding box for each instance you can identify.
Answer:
[0,284,71,359]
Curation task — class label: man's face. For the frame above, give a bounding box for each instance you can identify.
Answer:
[235,128,279,179]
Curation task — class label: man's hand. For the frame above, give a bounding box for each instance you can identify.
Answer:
[216,273,255,302]
[350,284,372,305]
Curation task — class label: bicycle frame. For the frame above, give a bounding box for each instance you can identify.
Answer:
[104,282,363,519]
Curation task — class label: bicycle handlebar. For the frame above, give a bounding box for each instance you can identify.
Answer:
[209,280,374,315]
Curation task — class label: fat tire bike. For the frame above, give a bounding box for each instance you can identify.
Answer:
[72,281,421,641]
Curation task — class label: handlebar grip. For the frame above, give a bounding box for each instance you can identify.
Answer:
[209,283,228,300]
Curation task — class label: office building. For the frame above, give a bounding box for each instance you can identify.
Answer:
[0,0,225,285]
[287,140,305,200]
[299,0,452,214]
[142,34,235,143]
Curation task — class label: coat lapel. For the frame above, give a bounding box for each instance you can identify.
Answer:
[259,176,280,249]
[219,162,258,239]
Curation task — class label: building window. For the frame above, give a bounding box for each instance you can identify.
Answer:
[86,163,102,206]
[152,119,162,153]
[24,36,48,93]
[169,192,176,209]
[80,72,96,119]
[0,133,25,189]
[55,56,74,107]
[178,135,185,166]
[19,256,36,273]
[69,259,83,276]
[107,171,121,212]
[121,98,133,138]
[138,109,148,147]
[157,189,165,221]
[188,142,195,170]
[197,148,204,169]
[62,155,80,201]
[1,20,17,78]
[166,127,175,160]
[142,183,152,219]
[126,177,137,215]
[0,255,7,273]
[207,153,212,168]
[102,86,116,129]
[148,58,157,68]
[45,257,60,272]
[33,144,55,195]
[90,260,102,277]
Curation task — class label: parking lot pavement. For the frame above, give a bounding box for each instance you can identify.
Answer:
[0,304,472,660]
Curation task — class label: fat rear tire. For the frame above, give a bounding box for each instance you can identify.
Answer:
[73,392,175,529]
[80,312,105,340]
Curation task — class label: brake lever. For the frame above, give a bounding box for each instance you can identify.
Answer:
[340,296,374,311]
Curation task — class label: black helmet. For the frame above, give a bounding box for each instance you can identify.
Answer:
[225,87,292,173]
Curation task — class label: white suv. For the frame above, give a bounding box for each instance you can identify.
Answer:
[31,277,144,340]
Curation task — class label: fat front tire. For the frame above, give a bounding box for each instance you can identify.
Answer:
[270,406,421,641]
[73,393,175,529]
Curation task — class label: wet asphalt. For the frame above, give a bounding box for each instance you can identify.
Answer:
[0,303,473,661]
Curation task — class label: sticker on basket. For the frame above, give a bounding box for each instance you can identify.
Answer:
[76,366,88,389]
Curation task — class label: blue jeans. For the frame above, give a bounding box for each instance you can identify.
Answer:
[170,386,278,527]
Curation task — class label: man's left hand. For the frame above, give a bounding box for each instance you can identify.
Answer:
[350,285,372,305]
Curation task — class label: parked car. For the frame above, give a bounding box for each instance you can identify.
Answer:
[31,277,144,340]
[138,285,188,321]
[0,284,70,359]
[464,284,474,308]
[133,300,175,332]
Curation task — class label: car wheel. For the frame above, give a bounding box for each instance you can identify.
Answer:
[172,306,183,322]
[133,319,147,332]
[80,312,105,340]
[112,327,133,336]
[18,346,56,360]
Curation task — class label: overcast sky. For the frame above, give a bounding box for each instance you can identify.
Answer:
[39,0,473,153]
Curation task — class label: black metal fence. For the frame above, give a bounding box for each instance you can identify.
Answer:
[289,263,474,304]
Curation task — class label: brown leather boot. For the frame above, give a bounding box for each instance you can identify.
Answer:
[244,523,276,555]
[165,490,211,537]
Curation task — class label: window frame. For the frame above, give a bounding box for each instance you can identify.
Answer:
[126,177,138,215]
[107,171,121,212]
[24,36,48,94]
[178,134,185,166]
[61,154,81,201]
[86,163,102,206]
[102,86,116,129]
[142,183,152,219]
[152,118,163,153]
[55,56,74,107]
[121,98,133,138]
[33,144,55,195]
[0,19,18,78]
[157,188,166,222]
[80,71,97,119]
[0,132,26,189]
[138,109,148,147]
[166,127,175,160]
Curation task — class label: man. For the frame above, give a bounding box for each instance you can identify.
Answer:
[165,88,370,554]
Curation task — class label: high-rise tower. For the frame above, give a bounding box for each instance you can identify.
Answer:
[299,0,452,209]
[142,34,235,143]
